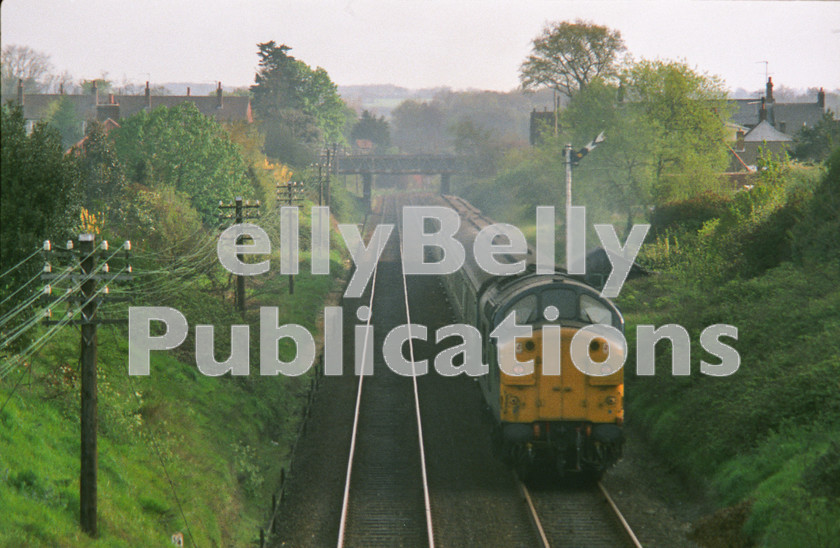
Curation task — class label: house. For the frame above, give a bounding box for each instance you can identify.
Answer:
[6,79,252,133]
[726,77,829,172]
[729,78,827,136]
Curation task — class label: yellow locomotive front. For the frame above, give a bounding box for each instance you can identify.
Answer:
[479,277,626,479]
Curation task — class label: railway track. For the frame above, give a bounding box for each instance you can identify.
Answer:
[336,196,435,548]
[520,475,643,548]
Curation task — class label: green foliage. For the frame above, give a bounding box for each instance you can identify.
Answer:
[450,118,500,177]
[391,100,448,153]
[623,59,731,203]
[113,102,252,224]
[1,105,80,335]
[350,109,390,149]
[650,192,732,238]
[622,156,840,545]
[791,146,840,265]
[519,19,626,98]
[250,40,347,163]
[43,95,84,149]
[76,120,126,229]
[793,111,840,163]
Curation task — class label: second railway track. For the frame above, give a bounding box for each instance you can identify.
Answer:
[521,475,643,548]
[337,196,434,548]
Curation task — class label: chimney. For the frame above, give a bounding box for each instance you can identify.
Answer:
[759,96,767,122]
[186,86,191,97]
[109,93,115,105]
[59,82,65,95]
[216,82,223,109]
[92,80,99,105]
[818,87,825,108]
[766,77,774,103]
[145,81,151,109]
[735,129,746,152]
[17,79,24,106]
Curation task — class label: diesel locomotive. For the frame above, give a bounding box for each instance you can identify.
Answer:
[432,195,625,479]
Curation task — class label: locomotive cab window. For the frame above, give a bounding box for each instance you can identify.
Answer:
[579,294,613,325]
[508,294,538,324]
[542,288,578,320]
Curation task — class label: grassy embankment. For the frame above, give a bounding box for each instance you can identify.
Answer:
[0,184,364,546]
[618,153,839,547]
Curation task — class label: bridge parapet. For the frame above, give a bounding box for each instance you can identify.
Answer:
[330,153,464,175]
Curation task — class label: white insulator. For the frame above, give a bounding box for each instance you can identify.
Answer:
[66,240,73,249]
[44,285,52,295]
[124,241,132,251]
[43,263,52,273]
[103,264,110,273]
[103,241,109,251]
[43,240,52,251]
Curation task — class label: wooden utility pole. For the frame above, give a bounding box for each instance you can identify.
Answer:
[324,147,332,208]
[276,181,303,294]
[219,197,260,313]
[41,235,133,537]
[78,234,98,537]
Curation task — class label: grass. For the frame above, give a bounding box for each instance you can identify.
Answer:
[0,203,357,545]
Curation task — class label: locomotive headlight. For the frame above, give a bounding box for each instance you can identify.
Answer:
[605,396,617,405]
[513,364,525,375]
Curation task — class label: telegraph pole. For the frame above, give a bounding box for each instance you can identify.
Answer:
[276,181,303,294]
[78,234,98,537]
[564,143,573,231]
[41,235,133,537]
[324,147,332,208]
[219,197,260,313]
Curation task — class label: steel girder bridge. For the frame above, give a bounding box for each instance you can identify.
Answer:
[325,153,466,205]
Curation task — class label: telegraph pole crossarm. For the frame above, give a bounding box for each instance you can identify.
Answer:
[218,197,261,313]
[275,181,304,294]
[40,235,134,537]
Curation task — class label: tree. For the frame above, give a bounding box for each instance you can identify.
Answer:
[1,105,80,318]
[519,20,626,99]
[250,41,347,163]
[624,60,731,202]
[450,118,500,176]
[1,45,57,96]
[350,110,390,149]
[557,60,731,230]
[793,112,840,163]
[113,103,252,224]
[76,121,126,227]
[44,95,84,149]
[391,100,447,153]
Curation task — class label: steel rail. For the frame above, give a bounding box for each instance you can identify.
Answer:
[397,195,435,548]
[518,476,643,548]
[336,198,389,548]
[598,481,643,548]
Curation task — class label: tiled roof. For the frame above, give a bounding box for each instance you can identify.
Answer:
[771,103,825,135]
[7,92,252,124]
[744,120,792,143]
[114,95,252,123]
[728,97,826,136]
[729,99,760,127]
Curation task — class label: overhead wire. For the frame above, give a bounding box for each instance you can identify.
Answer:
[0,246,43,280]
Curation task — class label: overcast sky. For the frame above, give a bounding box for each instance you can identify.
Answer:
[2,0,839,93]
